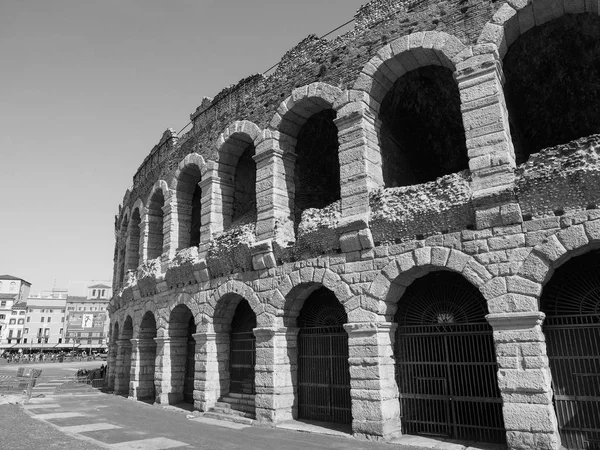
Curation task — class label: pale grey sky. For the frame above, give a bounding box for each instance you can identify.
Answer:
[0,0,366,293]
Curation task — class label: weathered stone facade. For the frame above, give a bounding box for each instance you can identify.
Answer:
[109,1,600,449]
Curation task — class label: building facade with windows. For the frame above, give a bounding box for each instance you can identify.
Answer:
[65,284,111,351]
[22,295,67,349]
[108,1,600,449]
[0,275,31,345]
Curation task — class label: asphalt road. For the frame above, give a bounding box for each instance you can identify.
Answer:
[0,361,396,450]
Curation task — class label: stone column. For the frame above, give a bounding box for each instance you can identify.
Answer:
[455,48,521,229]
[344,322,401,440]
[486,312,560,450]
[198,164,233,254]
[254,327,298,423]
[192,331,220,411]
[161,199,174,262]
[129,338,157,401]
[139,215,150,262]
[107,342,118,391]
[334,101,383,219]
[254,138,296,244]
[153,336,187,404]
[114,339,132,396]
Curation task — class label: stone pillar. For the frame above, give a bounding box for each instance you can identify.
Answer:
[455,47,521,229]
[254,138,296,244]
[344,322,401,440]
[154,336,187,404]
[107,342,118,391]
[198,163,232,255]
[254,327,298,423]
[487,312,560,450]
[192,331,220,411]
[161,199,174,262]
[114,339,132,396]
[334,100,383,219]
[139,215,150,262]
[129,338,157,401]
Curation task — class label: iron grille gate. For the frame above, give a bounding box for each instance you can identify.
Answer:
[540,251,600,450]
[298,326,352,424]
[230,331,256,394]
[184,338,195,403]
[394,271,505,444]
[229,300,256,395]
[545,316,600,450]
[396,322,505,443]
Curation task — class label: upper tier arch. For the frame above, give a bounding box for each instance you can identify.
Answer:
[353,31,467,111]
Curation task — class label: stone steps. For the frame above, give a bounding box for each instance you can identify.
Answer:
[206,392,256,422]
[203,411,255,425]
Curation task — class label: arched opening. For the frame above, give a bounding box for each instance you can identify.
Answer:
[379,66,468,187]
[540,250,600,449]
[218,134,257,230]
[294,109,340,231]
[118,215,128,287]
[137,311,157,402]
[212,295,257,419]
[176,165,202,249]
[393,271,504,443]
[147,190,165,260]
[168,305,196,405]
[119,316,133,397]
[297,287,351,424]
[229,300,256,395]
[503,14,600,164]
[126,208,141,272]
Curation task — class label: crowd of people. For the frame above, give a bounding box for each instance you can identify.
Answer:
[2,350,105,364]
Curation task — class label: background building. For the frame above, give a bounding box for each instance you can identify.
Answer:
[65,283,111,353]
[21,291,68,352]
[0,275,31,346]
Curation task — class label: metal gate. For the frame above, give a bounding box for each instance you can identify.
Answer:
[183,317,196,403]
[395,272,505,443]
[542,251,600,450]
[230,300,256,395]
[297,287,351,424]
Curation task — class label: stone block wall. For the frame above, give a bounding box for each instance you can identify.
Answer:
[108,1,600,448]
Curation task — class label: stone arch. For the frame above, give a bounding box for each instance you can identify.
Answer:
[268,82,343,139]
[477,0,599,60]
[480,2,600,163]
[215,121,261,230]
[126,199,144,272]
[353,31,466,112]
[515,220,600,310]
[145,180,170,260]
[172,154,206,251]
[263,82,344,236]
[367,246,493,320]
[163,292,201,335]
[204,280,263,329]
[353,32,469,188]
[134,299,161,339]
[273,266,360,325]
[117,209,130,288]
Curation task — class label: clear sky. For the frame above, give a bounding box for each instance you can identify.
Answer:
[0,0,366,294]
